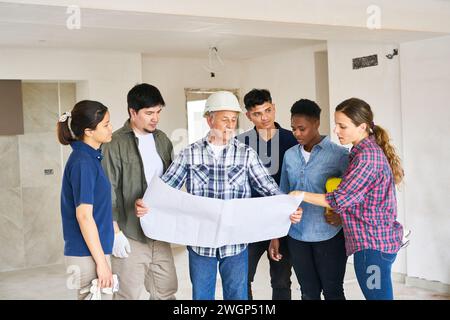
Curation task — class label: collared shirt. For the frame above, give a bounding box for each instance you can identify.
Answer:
[161,135,281,258]
[280,136,349,242]
[325,136,403,256]
[61,141,114,256]
[236,122,298,198]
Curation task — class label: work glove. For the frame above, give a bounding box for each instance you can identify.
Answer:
[82,274,119,300]
[112,231,131,258]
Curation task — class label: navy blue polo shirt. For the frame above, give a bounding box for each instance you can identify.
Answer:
[236,122,298,198]
[60,141,114,256]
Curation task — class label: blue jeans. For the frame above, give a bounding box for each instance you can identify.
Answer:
[354,249,397,300]
[188,246,248,300]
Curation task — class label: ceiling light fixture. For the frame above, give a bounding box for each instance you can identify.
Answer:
[203,46,224,78]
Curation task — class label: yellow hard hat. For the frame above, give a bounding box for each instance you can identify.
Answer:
[326,177,342,192]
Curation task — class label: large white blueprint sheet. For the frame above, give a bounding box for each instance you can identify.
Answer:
[140,177,303,248]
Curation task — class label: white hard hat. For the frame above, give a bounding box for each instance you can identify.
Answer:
[203,91,242,116]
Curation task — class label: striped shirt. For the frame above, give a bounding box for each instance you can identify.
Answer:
[325,136,403,256]
[161,135,281,258]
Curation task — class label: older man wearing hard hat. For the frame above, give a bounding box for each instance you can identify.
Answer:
[135,91,302,300]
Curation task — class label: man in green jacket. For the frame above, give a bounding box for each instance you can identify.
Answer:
[102,83,177,300]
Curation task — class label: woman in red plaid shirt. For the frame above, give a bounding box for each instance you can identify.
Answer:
[290,97,404,300]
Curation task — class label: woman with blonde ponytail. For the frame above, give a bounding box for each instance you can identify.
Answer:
[57,100,115,299]
[289,97,405,300]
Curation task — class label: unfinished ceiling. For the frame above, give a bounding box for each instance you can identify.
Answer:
[0,1,447,59]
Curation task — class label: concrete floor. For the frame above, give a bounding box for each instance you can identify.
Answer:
[1,246,448,300]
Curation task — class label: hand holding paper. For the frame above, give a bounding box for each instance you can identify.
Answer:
[140,177,304,247]
[135,198,149,218]
[290,207,303,224]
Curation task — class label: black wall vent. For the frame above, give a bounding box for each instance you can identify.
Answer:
[353,54,378,70]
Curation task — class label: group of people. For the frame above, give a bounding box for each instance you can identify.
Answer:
[57,83,405,301]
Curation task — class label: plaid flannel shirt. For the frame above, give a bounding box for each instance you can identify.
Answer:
[161,135,281,258]
[325,136,403,256]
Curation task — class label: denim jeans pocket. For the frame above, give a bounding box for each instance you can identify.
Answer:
[380,251,397,263]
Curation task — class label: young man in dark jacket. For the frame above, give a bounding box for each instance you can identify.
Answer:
[236,89,297,300]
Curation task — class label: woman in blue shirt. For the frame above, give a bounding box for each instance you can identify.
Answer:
[269,99,349,300]
[57,100,114,299]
